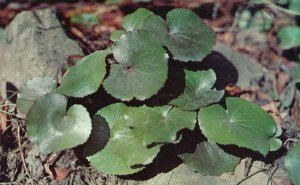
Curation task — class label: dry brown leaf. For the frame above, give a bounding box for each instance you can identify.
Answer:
[262,101,285,129]
[44,163,71,181]
[53,167,71,181]
[277,71,290,95]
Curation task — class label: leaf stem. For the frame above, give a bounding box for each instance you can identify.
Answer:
[236,168,267,185]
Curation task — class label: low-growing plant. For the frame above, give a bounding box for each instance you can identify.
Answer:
[17,8,282,177]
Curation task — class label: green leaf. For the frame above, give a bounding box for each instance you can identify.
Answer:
[280,82,296,107]
[180,141,240,176]
[88,104,158,175]
[268,138,282,152]
[17,77,57,115]
[110,29,126,42]
[26,93,92,154]
[277,26,300,49]
[70,12,99,26]
[198,97,276,156]
[125,106,196,145]
[289,0,300,13]
[57,50,109,98]
[169,69,224,110]
[285,143,300,185]
[287,63,300,80]
[140,8,215,62]
[122,8,153,31]
[88,103,196,175]
[103,31,168,101]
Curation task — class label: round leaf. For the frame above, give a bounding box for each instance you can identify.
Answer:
[285,144,300,185]
[27,93,92,154]
[277,26,300,49]
[140,8,215,62]
[88,103,196,175]
[122,8,153,31]
[57,50,109,97]
[170,69,224,110]
[17,76,57,115]
[198,97,276,156]
[180,141,240,176]
[103,31,168,101]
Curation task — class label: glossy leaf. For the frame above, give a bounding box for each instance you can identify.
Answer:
[170,69,224,110]
[180,141,240,176]
[88,103,196,175]
[278,26,300,49]
[26,93,92,154]
[199,97,276,156]
[57,50,109,97]
[103,31,168,101]
[17,76,57,115]
[122,8,153,31]
[285,144,300,185]
[140,8,215,62]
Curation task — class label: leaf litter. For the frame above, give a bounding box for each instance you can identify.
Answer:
[1,1,300,185]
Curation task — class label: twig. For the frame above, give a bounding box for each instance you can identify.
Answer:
[262,0,300,16]
[236,168,267,185]
[17,125,35,185]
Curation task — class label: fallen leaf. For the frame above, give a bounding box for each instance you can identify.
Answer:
[261,101,285,129]
[53,167,71,181]
[277,71,291,95]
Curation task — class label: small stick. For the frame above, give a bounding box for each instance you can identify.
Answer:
[17,125,36,185]
[236,169,267,185]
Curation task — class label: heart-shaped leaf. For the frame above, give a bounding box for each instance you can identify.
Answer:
[277,26,300,49]
[26,93,92,154]
[139,8,215,62]
[88,104,159,175]
[57,50,109,97]
[17,76,57,115]
[198,97,276,156]
[103,31,168,101]
[180,141,240,176]
[88,103,196,175]
[122,8,153,31]
[170,69,224,110]
[285,143,300,185]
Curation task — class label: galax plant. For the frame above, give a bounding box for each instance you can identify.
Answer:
[17,8,283,176]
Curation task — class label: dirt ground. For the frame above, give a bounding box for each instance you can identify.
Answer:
[1,0,300,184]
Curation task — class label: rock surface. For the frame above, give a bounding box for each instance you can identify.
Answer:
[0,8,83,98]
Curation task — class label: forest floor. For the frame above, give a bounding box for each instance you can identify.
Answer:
[0,0,300,184]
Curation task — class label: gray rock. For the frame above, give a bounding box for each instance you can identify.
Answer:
[0,9,83,99]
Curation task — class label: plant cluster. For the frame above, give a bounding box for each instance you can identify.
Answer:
[17,8,282,177]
